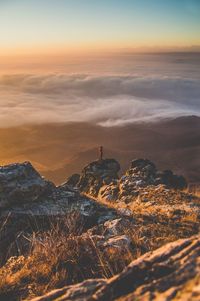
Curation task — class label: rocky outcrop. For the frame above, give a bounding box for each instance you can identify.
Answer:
[78,159,120,197]
[99,159,187,203]
[0,162,119,265]
[0,159,199,301]
[0,162,54,208]
[31,235,200,301]
[0,159,191,267]
[123,158,187,191]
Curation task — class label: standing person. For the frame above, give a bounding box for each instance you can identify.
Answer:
[99,146,103,161]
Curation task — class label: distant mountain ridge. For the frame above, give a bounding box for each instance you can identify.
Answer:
[0,115,199,184]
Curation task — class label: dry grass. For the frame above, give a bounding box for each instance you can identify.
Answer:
[0,187,199,301]
[0,213,132,300]
[0,211,199,301]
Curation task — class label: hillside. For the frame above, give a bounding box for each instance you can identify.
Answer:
[0,116,199,184]
[0,157,199,300]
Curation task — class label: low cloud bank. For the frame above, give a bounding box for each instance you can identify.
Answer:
[0,74,199,127]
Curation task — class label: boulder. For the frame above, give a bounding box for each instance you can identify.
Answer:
[103,218,130,236]
[0,162,120,265]
[82,218,134,257]
[78,159,120,197]
[155,169,187,189]
[117,159,187,202]
[130,158,156,172]
[0,162,54,208]
[0,193,118,265]
[127,158,187,190]
[102,235,132,252]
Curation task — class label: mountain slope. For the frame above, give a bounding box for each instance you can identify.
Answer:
[0,116,199,184]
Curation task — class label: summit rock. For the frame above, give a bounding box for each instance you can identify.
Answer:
[78,159,120,197]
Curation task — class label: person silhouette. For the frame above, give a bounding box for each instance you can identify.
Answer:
[99,146,103,161]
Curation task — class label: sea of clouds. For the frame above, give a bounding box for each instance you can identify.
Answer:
[0,54,200,127]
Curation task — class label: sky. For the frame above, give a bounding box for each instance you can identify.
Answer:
[0,1,199,128]
[0,0,200,56]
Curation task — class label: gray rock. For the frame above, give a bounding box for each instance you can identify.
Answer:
[103,218,132,237]
[128,159,187,190]
[80,158,187,204]
[0,162,120,265]
[0,192,118,265]
[78,159,120,197]
[0,162,54,208]
[118,159,187,202]
[102,235,132,252]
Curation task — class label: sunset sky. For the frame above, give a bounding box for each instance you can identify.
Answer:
[0,1,199,129]
[0,0,200,56]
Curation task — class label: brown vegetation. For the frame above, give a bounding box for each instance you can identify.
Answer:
[0,193,199,301]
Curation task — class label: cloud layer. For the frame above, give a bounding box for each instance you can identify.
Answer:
[0,72,199,127]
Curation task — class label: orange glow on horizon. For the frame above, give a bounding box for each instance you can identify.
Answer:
[1,41,200,59]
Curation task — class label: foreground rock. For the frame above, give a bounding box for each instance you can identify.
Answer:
[0,162,118,265]
[83,218,133,256]
[0,162,54,208]
[31,235,200,301]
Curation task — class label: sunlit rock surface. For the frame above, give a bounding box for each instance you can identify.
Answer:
[78,159,120,197]
[98,158,187,203]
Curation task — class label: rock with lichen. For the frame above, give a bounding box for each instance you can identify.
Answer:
[78,159,120,197]
[0,162,54,208]
[97,159,187,203]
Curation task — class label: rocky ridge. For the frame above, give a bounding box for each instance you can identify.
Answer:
[0,158,199,301]
[78,158,187,203]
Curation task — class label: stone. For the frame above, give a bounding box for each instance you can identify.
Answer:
[0,162,54,208]
[103,218,132,237]
[130,158,156,172]
[102,235,132,253]
[113,159,187,203]
[78,159,120,197]
[0,159,198,301]
[155,170,187,189]
[80,218,133,258]
[0,162,119,265]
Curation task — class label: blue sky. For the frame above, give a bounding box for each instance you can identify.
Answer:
[0,0,200,54]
